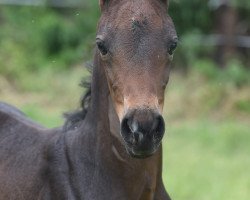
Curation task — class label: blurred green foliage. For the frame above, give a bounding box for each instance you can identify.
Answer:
[169,0,214,35]
[169,0,250,72]
[0,2,99,80]
[0,1,250,85]
[192,59,250,87]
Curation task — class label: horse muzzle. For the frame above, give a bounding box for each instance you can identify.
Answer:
[120,109,165,158]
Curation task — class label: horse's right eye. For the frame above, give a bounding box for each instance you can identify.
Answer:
[96,39,108,56]
[168,41,178,56]
[168,37,178,56]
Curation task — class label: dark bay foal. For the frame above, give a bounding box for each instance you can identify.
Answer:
[0,0,177,199]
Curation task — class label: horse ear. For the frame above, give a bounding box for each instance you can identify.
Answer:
[99,0,109,11]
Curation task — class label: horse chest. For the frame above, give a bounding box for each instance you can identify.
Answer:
[82,171,156,200]
[93,164,157,200]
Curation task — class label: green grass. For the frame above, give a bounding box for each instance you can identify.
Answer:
[163,119,250,200]
[0,67,249,200]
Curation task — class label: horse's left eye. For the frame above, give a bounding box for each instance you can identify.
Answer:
[168,40,178,56]
[96,39,108,56]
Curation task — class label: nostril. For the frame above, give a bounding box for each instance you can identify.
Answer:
[121,111,165,148]
[121,117,130,137]
[152,115,165,136]
[151,117,160,132]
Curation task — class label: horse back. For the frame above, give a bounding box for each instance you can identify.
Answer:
[0,102,55,200]
[0,102,47,156]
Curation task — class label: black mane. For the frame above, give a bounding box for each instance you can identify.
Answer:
[63,63,93,131]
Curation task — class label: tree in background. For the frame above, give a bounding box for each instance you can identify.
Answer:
[213,0,238,68]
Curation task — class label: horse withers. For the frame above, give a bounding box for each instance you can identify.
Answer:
[0,0,177,199]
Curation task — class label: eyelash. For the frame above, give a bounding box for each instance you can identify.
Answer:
[168,41,178,55]
[97,41,108,56]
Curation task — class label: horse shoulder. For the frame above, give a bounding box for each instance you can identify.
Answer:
[0,103,48,161]
[0,103,62,200]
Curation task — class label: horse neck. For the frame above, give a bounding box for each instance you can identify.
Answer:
[81,53,114,157]
[83,53,132,163]
[89,54,110,125]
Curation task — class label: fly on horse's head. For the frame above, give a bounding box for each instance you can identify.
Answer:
[97,0,178,158]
